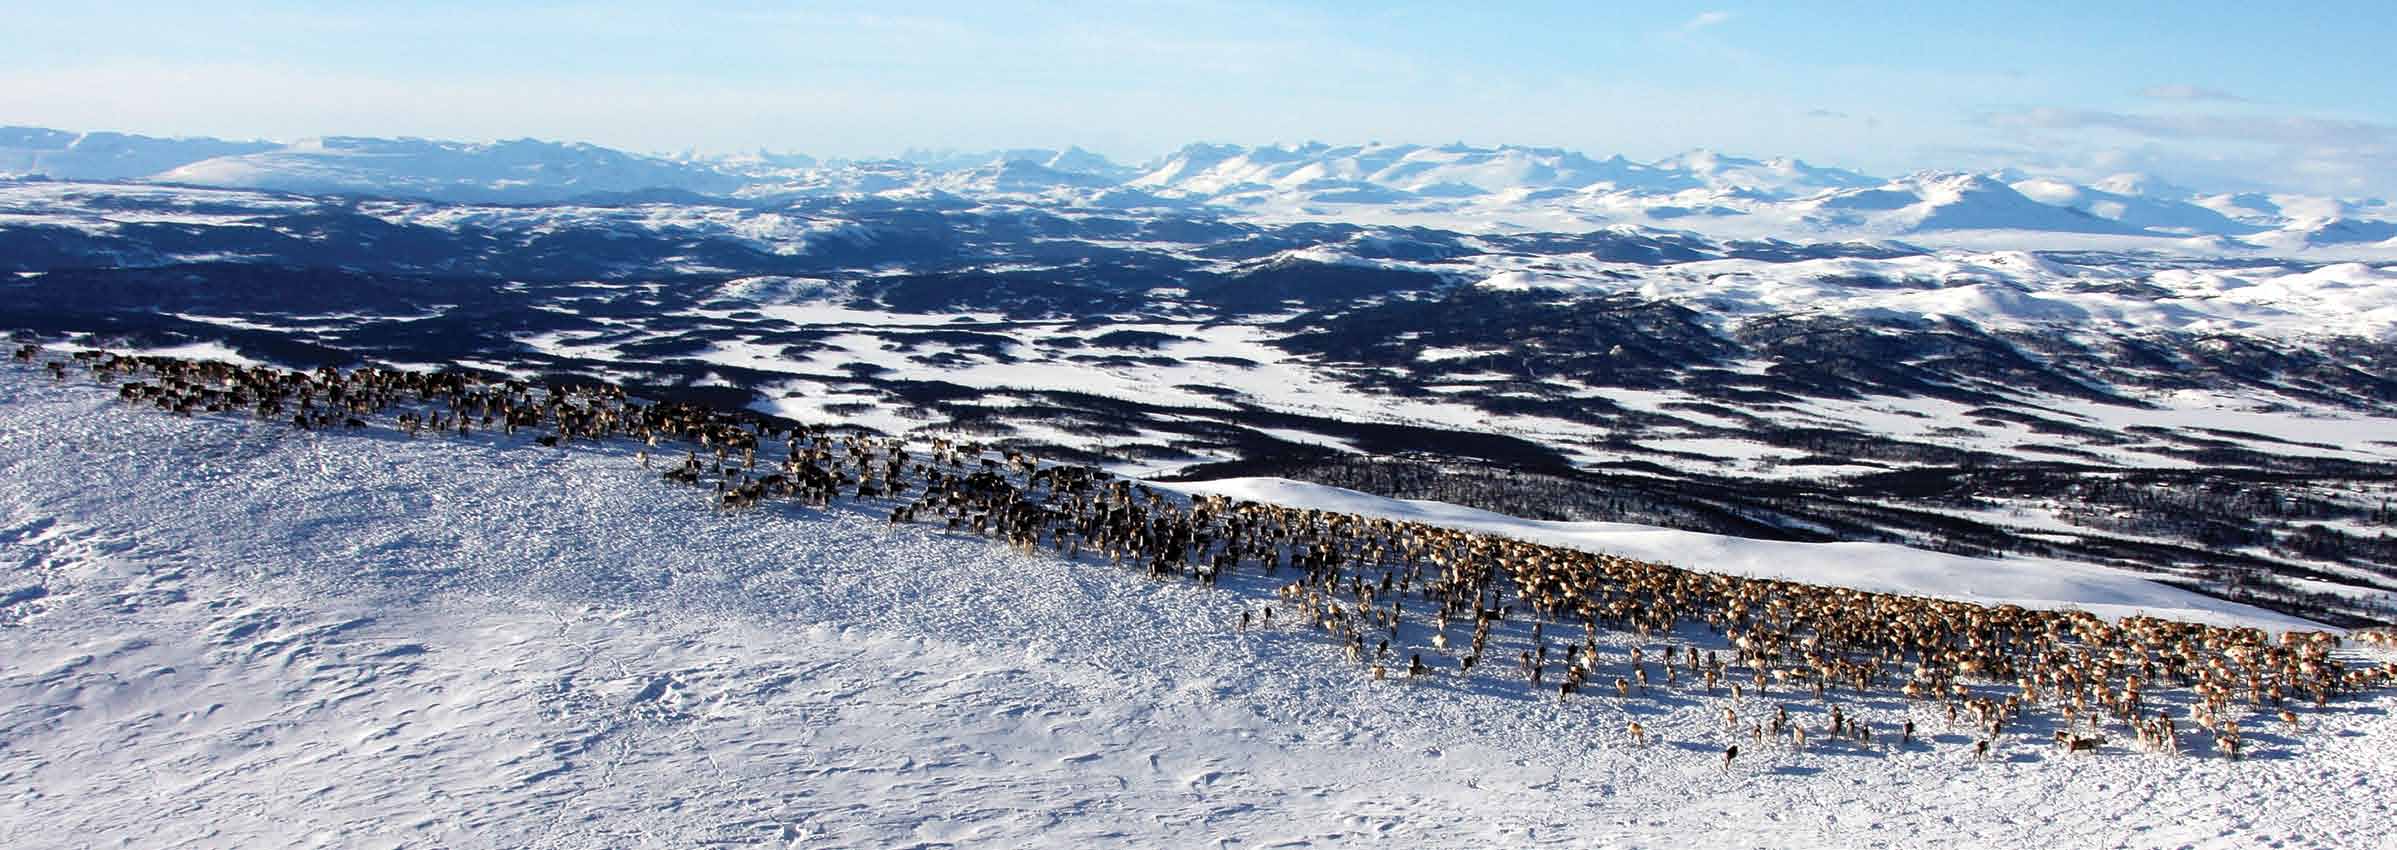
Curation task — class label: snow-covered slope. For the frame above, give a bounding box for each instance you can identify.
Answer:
[152,136,746,202]
[2009,176,2263,235]
[1798,172,2150,236]
[1119,142,2392,252]
[0,126,278,181]
[1468,248,2397,340]
[4,368,2395,849]
[929,158,1122,195]
[6,125,2394,251]
[1652,149,1882,196]
[1130,141,1690,196]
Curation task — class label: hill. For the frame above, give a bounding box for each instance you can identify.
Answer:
[3,362,2393,849]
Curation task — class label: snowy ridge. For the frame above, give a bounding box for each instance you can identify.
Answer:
[1465,249,2397,340]
[0,126,279,182]
[4,367,2396,849]
[1124,146,2391,253]
[4,125,2394,252]
[1129,141,1686,196]
[148,136,748,203]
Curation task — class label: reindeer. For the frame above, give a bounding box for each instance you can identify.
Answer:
[2055,730,2103,755]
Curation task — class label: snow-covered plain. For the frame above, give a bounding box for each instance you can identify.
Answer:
[4,370,2396,849]
[641,287,2397,482]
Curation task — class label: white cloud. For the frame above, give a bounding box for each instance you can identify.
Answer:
[1681,10,1734,32]
[1984,107,2393,149]
[1963,107,2397,198]
[2137,84,2247,103]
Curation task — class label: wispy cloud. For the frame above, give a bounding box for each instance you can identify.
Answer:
[1681,10,1733,32]
[1972,106,2397,197]
[2137,84,2248,103]
[1984,107,2393,148]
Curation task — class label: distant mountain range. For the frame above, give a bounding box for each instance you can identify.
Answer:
[4,126,2391,253]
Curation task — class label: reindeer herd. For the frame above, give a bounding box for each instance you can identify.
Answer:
[16,341,2397,771]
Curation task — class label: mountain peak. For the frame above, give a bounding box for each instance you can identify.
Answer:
[0,125,2389,248]
[2092,172,2194,199]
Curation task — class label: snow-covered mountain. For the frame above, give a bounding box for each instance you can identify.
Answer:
[2004,174,2259,236]
[886,145,1140,181]
[1124,142,1885,201]
[0,126,278,181]
[149,136,749,203]
[1651,148,1883,196]
[1116,143,2388,252]
[927,158,1124,195]
[1797,171,2152,235]
[1128,141,1690,196]
[6,126,2392,252]
[8,368,2391,849]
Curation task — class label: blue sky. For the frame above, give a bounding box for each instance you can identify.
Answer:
[4,1,2392,195]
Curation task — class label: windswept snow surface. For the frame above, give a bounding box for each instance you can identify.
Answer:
[3,373,2395,849]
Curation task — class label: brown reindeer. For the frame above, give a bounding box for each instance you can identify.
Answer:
[2055,731,2103,755]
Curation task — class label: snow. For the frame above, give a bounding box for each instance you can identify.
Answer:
[1462,249,2397,339]
[3,371,2396,848]
[655,314,1569,441]
[15,122,2397,255]
[130,341,265,366]
[576,268,2397,479]
[149,136,746,203]
[747,378,940,436]
[1413,345,1501,362]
